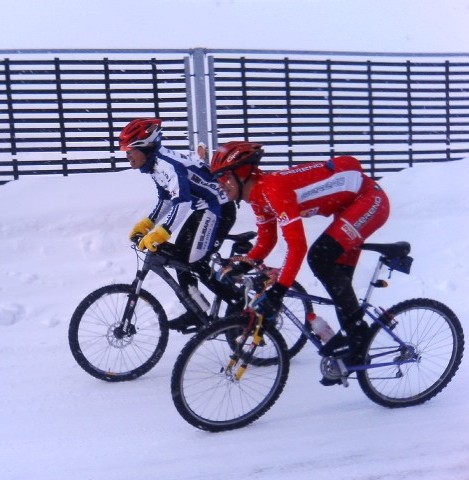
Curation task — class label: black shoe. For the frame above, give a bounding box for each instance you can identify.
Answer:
[319,331,351,357]
[319,321,370,358]
[319,376,343,387]
[168,312,203,333]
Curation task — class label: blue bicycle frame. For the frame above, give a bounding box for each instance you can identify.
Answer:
[280,246,418,375]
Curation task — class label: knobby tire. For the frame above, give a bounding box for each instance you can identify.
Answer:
[171,316,290,432]
[68,284,169,382]
[357,298,464,407]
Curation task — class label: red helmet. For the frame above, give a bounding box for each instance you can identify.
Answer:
[119,118,162,151]
[210,141,264,177]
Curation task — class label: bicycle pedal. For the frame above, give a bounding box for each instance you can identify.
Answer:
[336,358,349,377]
[178,325,201,335]
[339,376,349,388]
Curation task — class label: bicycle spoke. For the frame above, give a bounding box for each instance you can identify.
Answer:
[69,285,168,381]
[171,318,289,431]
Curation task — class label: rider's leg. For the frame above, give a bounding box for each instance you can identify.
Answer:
[309,184,389,358]
[210,201,237,254]
[174,210,204,291]
[180,201,237,285]
[308,235,370,387]
[171,203,238,330]
[175,201,237,290]
[307,234,364,331]
[169,210,213,331]
[189,201,241,305]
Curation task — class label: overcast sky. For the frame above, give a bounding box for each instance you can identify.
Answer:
[1,0,469,53]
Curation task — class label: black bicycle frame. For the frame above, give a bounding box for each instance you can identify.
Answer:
[119,250,210,333]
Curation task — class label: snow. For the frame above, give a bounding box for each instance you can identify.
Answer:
[1,1,469,478]
[1,156,469,480]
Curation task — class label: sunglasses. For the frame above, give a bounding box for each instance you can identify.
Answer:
[213,171,233,184]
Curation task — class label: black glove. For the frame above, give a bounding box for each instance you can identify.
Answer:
[253,282,288,321]
[229,259,254,276]
[218,256,257,283]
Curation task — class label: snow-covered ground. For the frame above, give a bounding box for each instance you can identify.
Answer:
[1,158,468,480]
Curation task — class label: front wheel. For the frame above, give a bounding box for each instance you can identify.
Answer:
[68,284,169,382]
[357,298,464,408]
[277,281,314,358]
[171,316,290,432]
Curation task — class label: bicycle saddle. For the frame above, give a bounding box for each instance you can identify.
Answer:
[226,231,257,243]
[361,241,411,259]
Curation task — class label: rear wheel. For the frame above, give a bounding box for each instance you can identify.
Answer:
[68,284,169,382]
[278,281,314,358]
[357,298,464,407]
[171,316,290,431]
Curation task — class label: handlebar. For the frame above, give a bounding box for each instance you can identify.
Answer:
[130,236,182,260]
[131,230,257,258]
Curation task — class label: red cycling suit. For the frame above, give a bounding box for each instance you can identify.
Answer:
[246,156,390,288]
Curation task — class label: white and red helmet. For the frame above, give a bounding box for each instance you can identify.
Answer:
[119,118,162,151]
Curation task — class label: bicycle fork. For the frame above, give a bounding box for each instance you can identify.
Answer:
[114,266,149,339]
[224,312,264,381]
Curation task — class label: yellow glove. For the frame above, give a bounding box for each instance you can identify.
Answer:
[129,218,154,241]
[138,225,171,252]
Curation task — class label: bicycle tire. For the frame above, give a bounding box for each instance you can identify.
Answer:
[357,298,464,408]
[171,316,290,432]
[68,284,169,382]
[279,281,314,358]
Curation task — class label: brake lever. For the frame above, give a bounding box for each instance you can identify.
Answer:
[243,277,254,308]
[209,252,222,279]
[130,234,144,246]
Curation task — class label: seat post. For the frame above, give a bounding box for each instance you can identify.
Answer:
[362,257,385,304]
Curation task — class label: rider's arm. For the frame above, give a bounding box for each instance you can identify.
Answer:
[152,158,193,234]
[148,195,171,224]
[253,181,308,289]
[245,184,278,262]
[247,215,277,262]
[276,219,308,287]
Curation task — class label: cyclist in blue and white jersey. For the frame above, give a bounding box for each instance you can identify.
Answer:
[119,118,237,331]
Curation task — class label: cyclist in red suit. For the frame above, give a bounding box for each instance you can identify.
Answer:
[210,141,390,367]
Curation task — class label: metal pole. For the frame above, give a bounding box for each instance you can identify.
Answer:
[192,48,209,157]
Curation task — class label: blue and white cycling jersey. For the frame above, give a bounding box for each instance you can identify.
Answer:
[146,145,229,235]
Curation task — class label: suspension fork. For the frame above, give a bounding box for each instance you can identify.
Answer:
[225,311,265,381]
[117,265,150,337]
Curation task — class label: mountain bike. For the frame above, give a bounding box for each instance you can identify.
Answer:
[171,240,465,432]
[68,232,313,382]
